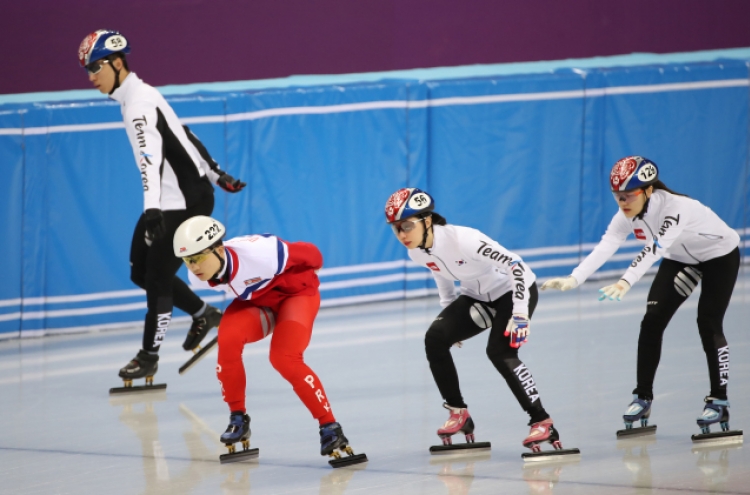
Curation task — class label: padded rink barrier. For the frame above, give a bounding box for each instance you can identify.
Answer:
[0,55,748,336]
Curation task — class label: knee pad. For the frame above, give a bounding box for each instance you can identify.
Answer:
[673,266,702,297]
[469,302,495,329]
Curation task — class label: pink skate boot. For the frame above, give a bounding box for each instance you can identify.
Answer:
[522,418,581,462]
[430,403,491,454]
[438,404,475,445]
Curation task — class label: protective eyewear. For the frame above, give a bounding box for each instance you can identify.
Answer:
[182,250,213,265]
[85,59,110,75]
[612,189,644,204]
[391,217,425,234]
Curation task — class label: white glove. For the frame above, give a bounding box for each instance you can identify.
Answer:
[504,314,530,349]
[598,280,631,301]
[540,276,578,291]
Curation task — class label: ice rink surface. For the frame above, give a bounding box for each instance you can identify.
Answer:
[1,271,749,495]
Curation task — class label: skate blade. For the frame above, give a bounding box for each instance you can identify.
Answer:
[329,453,368,468]
[616,425,657,439]
[522,448,581,463]
[179,336,218,375]
[109,383,167,395]
[691,430,743,446]
[219,447,259,464]
[429,441,491,455]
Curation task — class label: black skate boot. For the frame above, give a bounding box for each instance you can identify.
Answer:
[183,305,222,351]
[691,397,743,446]
[219,411,259,464]
[109,350,166,395]
[319,422,368,468]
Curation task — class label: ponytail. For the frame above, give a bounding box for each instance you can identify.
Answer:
[651,180,687,197]
[429,212,448,226]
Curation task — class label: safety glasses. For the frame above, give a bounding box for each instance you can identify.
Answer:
[391,217,425,234]
[182,250,213,265]
[612,189,644,204]
[85,59,110,75]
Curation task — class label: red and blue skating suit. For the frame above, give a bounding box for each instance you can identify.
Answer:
[188,234,335,425]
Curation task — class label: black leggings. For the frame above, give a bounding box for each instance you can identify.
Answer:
[129,194,214,352]
[424,283,549,423]
[634,247,740,401]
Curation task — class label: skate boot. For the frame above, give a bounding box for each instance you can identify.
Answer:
[183,305,222,351]
[691,397,743,446]
[109,350,166,395]
[616,395,657,438]
[522,418,580,462]
[430,403,491,455]
[320,422,368,468]
[219,411,259,464]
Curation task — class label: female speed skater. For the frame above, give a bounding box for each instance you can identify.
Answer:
[172,216,366,466]
[385,187,578,458]
[542,156,741,440]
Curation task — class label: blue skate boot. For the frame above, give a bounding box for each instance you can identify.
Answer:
[319,422,367,468]
[616,395,657,438]
[219,412,259,464]
[692,397,743,446]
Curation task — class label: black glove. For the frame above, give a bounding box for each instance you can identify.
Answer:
[144,208,167,241]
[217,172,246,193]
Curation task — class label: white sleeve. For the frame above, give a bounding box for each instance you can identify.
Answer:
[466,234,534,315]
[571,212,630,285]
[620,207,685,286]
[433,273,458,308]
[123,102,163,211]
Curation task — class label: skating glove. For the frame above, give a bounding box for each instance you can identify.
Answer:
[144,208,167,241]
[505,314,530,349]
[540,276,578,291]
[598,279,631,301]
[217,172,246,193]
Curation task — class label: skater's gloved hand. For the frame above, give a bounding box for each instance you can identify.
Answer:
[598,279,631,301]
[217,172,246,193]
[144,208,166,241]
[540,276,578,291]
[504,313,530,348]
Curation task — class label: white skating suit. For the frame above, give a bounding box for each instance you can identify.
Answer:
[110,73,224,212]
[571,190,740,286]
[409,224,536,315]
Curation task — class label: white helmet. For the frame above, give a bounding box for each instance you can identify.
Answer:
[173,216,226,257]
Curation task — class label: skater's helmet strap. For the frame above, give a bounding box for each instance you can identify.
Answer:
[174,216,226,258]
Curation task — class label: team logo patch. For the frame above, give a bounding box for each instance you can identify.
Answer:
[244,277,262,286]
[610,157,638,190]
[426,262,440,272]
[455,260,466,266]
[179,247,187,253]
[78,32,98,65]
[385,189,411,222]
[634,228,647,240]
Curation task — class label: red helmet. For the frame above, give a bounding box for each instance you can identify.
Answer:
[384,188,434,223]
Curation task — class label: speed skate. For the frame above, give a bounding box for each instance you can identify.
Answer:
[219,412,260,464]
[179,335,218,375]
[616,395,657,439]
[110,350,166,395]
[690,397,743,446]
[521,418,580,463]
[429,404,491,455]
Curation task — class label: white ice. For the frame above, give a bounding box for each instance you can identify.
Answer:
[0,270,748,494]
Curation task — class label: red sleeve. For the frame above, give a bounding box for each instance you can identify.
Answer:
[284,241,323,272]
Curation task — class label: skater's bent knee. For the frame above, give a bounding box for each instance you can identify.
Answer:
[269,350,303,377]
[130,272,146,289]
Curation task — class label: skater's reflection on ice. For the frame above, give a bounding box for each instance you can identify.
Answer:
[692,442,740,492]
[521,455,580,495]
[616,436,655,493]
[429,452,491,495]
[317,461,367,495]
[109,396,257,494]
